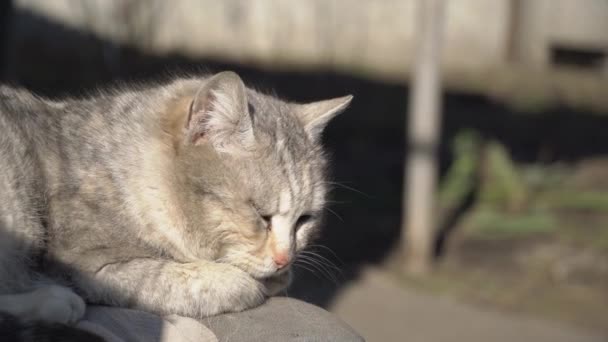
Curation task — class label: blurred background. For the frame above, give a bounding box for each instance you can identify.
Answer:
[1,1,607,341]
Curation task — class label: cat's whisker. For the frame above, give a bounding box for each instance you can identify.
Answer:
[305,257,341,284]
[323,199,348,205]
[300,248,342,266]
[294,259,336,285]
[298,251,342,274]
[298,252,343,285]
[323,181,372,198]
[292,262,325,282]
[295,256,340,286]
[323,207,344,222]
[293,258,325,277]
[299,250,341,269]
[304,244,346,266]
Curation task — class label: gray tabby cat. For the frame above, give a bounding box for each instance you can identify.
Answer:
[0,71,351,325]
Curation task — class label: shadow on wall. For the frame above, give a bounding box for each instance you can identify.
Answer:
[3,7,608,309]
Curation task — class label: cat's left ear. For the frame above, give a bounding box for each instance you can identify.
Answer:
[295,95,353,141]
[185,71,254,153]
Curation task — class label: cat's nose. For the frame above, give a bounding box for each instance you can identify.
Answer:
[272,252,291,269]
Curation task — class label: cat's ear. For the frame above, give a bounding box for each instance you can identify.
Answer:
[295,95,353,140]
[185,71,254,152]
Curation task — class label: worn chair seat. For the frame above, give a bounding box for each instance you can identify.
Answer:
[77,297,364,342]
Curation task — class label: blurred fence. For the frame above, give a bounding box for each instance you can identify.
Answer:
[5,0,608,111]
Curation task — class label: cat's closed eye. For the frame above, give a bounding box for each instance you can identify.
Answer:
[260,215,272,230]
[249,201,271,228]
[295,214,314,230]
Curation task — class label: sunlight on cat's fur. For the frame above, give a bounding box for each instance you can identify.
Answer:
[0,71,351,327]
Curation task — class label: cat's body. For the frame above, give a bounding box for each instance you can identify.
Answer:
[0,72,351,326]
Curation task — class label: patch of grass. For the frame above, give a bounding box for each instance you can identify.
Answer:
[479,142,528,211]
[467,208,557,239]
[545,191,608,211]
[521,164,570,192]
[439,130,482,208]
[591,231,608,251]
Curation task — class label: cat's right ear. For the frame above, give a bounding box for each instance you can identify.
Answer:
[295,95,353,141]
[185,71,255,153]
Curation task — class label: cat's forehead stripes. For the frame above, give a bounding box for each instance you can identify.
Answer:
[271,127,306,213]
[281,151,302,208]
[278,189,291,214]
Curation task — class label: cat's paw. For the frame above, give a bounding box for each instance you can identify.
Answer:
[220,265,267,312]
[26,285,86,324]
[186,262,266,315]
[261,270,292,296]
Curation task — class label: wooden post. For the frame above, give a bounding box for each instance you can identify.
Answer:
[403,0,446,275]
[507,0,524,64]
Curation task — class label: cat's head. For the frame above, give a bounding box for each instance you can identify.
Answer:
[171,71,351,279]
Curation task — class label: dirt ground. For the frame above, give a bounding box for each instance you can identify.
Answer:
[327,267,606,342]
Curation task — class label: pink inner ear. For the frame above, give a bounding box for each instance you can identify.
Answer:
[190,130,206,145]
[187,92,218,144]
[184,101,195,129]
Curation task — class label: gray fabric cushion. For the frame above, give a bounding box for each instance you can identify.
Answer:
[78,306,217,342]
[77,298,363,342]
[203,297,364,342]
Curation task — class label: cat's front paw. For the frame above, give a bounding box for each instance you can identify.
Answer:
[198,263,267,314]
[261,270,292,296]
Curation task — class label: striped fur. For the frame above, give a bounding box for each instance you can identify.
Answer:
[0,71,351,332]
